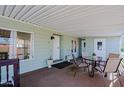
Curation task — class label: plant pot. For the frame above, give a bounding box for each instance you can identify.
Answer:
[67,55,71,62]
[47,59,53,68]
[92,55,96,60]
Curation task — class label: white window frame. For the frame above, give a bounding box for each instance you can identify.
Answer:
[16,31,34,61]
[0,27,34,61]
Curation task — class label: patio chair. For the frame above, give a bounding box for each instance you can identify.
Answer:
[98,57,123,87]
[96,53,120,72]
[108,53,119,58]
[69,54,89,77]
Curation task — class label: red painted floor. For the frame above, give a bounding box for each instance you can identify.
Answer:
[20,65,124,87]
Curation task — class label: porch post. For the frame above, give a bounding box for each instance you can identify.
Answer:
[9,31,17,59]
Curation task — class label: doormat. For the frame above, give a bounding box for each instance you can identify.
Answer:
[52,61,73,69]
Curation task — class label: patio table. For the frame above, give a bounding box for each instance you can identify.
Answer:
[82,56,105,77]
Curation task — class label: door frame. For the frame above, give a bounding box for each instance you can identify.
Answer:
[94,38,106,60]
[81,40,86,53]
[52,34,61,60]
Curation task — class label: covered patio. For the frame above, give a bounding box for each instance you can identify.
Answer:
[0,5,124,87]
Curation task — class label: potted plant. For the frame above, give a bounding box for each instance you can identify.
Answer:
[92,53,96,59]
[47,56,53,68]
[121,48,124,58]
[66,55,71,62]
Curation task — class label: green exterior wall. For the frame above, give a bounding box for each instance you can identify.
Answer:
[83,36,120,58]
[0,15,121,82]
[0,15,80,79]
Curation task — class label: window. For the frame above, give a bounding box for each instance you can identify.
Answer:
[17,32,31,60]
[71,40,73,53]
[0,29,11,60]
[0,29,33,60]
[81,40,86,52]
[83,42,86,48]
[97,42,102,50]
[74,41,76,52]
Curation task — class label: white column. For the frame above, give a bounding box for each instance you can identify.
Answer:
[9,31,17,59]
[30,33,34,59]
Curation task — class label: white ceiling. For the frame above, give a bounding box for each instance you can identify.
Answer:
[0,5,124,37]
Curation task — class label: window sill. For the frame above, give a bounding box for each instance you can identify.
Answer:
[20,58,33,62]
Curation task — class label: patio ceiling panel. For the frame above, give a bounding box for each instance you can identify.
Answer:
[9,5,25,18]
[4,5,15,17]
[0,5,124,37]
[0,6,4,15]
[15,5,34,20]
[25,5,57,22]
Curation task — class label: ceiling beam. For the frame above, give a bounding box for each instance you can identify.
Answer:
[23,5,48,22]
[28,5,68,23]
[13,5,25,18]
[36,6,105,25]
[25,5,60,22]
[17,5,35,20]
[8,5,16,17]
[2,5,7,16]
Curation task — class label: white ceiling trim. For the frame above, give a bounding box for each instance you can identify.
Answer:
[0,15,58,33]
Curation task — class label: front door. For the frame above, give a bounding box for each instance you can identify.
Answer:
[52,35,60,60]
[94,39,106,60]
